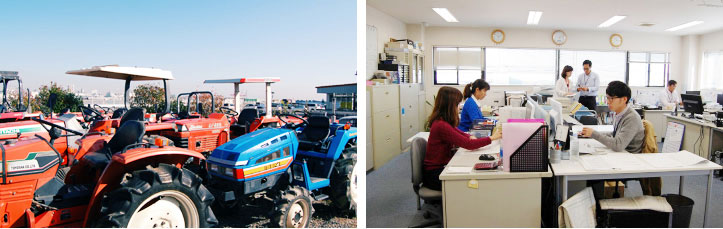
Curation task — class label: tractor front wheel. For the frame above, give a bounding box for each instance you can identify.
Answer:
[271,186,314,228]
[94,163,218,228]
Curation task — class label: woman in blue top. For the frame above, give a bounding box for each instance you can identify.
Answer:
[458,79,490,132]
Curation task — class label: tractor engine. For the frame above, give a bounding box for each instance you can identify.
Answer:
[206,128,299,205]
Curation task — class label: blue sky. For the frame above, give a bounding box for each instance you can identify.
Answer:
[0,0,356,101]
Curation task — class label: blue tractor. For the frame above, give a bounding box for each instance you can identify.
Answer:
[205,115,357,227]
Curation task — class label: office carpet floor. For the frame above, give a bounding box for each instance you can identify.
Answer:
[367,149,723,228]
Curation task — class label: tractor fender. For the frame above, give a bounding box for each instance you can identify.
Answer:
[81,147,206,227]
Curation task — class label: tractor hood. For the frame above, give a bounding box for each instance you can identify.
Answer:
[207,128,297,167]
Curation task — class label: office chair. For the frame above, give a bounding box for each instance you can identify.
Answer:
[410,137,443,227]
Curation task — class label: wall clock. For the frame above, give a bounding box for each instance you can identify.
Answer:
[610,33,623,47]
[552,30,567,45]
[491,29,505,44]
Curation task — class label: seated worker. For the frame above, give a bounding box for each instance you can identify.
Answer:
[424,86,502,191]
[458,79,490,132]
[658,79,683,109]
[579,81,645,201]
[579,80,644,153]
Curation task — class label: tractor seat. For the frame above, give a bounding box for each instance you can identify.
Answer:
[119,108,145,127]
[178,111,190,120]
[111,108,128,119]
[84,120,146,169]
[231,108,259,136]
[196,103,205,116]
[297,116,330,151]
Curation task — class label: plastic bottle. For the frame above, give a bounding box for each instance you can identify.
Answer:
[570,132,580,161]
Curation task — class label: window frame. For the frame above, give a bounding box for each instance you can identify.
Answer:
[431,46,672,87]
[433,46,484,85]
[626,52,669,87]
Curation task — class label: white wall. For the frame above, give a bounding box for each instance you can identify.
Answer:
[406,25,683,113]
[366,6,407,80]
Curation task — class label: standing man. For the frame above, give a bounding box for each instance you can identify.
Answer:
[659,80,683,109]
[576,60,600,110]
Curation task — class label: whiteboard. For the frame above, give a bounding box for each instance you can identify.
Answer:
[366,25,378,80]
[662,121,685,153]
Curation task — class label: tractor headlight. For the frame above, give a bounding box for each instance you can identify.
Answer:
[210,164,219,172]
[237,160,248,166]
[224,167,234,177]
[177,124,188,132]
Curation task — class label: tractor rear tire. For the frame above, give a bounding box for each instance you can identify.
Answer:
[94,163,218,228]
[271,186,314,228]
[330,146,357,216]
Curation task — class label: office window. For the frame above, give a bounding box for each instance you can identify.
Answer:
[701,52,723,90]
[559,50,626,86]
[433,47,483,85]
[485,48,556,85]
[628,52,669,87]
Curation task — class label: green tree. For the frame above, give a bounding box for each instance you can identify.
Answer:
[31,82,84,114]
[130,84,167,113]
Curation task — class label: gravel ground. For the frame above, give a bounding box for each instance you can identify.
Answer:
[216,199,357,228]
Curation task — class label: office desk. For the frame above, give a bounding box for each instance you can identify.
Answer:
[642,109,673,142]
[439,142,552,227]
[551,150,721,227]
[665,115,717,159]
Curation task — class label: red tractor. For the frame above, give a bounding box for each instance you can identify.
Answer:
[0,107,218,227]
[66,66,231,155]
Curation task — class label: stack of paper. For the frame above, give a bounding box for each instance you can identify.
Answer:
[600,196,673,213]
[558,187,596,228]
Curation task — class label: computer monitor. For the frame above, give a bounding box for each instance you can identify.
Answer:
[681,94,704,115]
[548,98,563,126]
[685,91,701,95]
[717,93,723,105]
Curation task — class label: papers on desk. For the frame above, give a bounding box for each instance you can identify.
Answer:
[579,139,606,154]
[600,196,673,213]
[579,153,647,170]
[446,166,472,174]
[578,150,709,171]
[558,187,596,228]
[636,150,707,168]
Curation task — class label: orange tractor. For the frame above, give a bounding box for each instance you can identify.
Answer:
[0,106,218,227]
[65,66,231,156]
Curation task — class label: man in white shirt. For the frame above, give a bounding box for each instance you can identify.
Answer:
[659,80,682,109]
[576,60,600,110]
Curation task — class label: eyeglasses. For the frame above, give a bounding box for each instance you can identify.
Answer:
[606,96,620,101]
[583,68,590,71]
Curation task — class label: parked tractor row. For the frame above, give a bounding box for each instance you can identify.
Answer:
[0,66,357,228]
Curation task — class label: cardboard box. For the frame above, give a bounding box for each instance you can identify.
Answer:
[604,181,625,198]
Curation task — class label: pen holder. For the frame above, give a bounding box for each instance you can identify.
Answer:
[550,149,561,164]
[561,150,570,160]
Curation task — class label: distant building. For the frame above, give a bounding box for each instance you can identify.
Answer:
[315,83,356,119]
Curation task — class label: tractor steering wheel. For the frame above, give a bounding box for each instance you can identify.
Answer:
[220,107,239,117]
[277,113,309,130]
[31,117,85,136]
[94,104,112,114]
[79,105,104,123]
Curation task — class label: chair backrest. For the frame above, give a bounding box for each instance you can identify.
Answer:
[410,137,427,192]
[119,107,145,127]
[641,119,658,153]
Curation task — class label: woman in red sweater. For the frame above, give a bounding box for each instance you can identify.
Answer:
[423,86,502,191]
